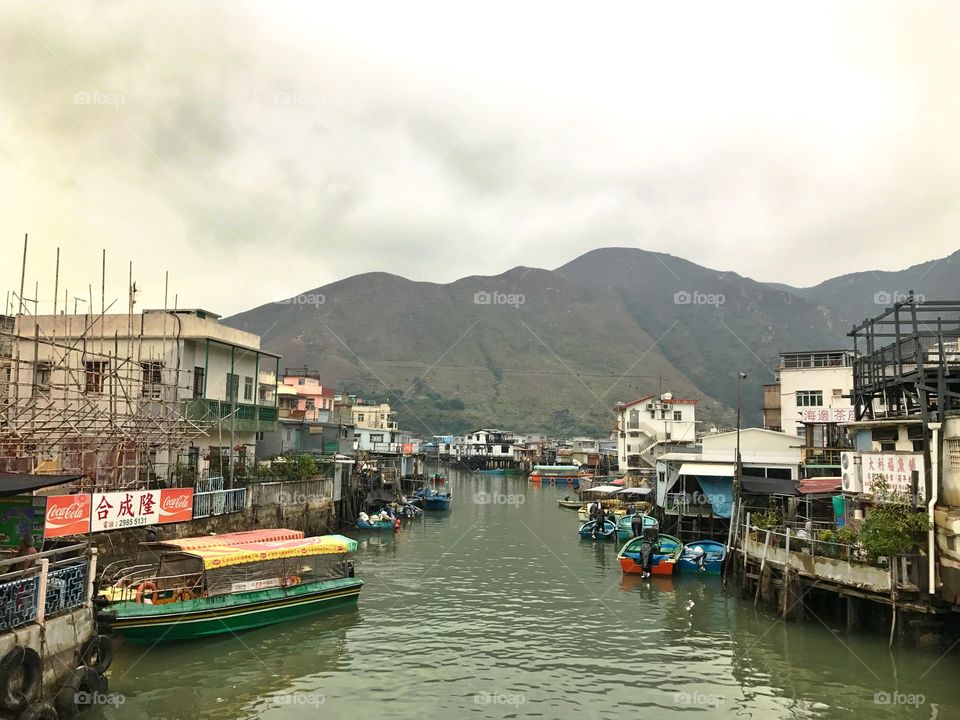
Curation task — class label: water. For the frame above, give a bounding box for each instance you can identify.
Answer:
[106,469,959,719]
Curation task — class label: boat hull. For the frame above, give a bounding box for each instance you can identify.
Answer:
[357,519,398,531]
[615,514,659,541]
[677,540,726,576]
[619,556,677,576]
[109,578,363,643]
[617,534,683,576]
[578,519,617,540]
[422,496,451,510]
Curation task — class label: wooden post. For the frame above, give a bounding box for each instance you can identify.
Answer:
[86,547,98,607]
[755,529,771,608]
[35,559,49,627]
[786,526,791,555]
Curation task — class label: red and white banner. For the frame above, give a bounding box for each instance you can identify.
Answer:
[91,489,194,532]
[43,488,193,536]
[44,494,92,538]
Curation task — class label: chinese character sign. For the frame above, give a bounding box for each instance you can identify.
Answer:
[861,452,925,502]
[90,489,194,532]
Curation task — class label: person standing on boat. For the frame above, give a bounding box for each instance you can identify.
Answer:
[593,504,606,539]
[631,513,645,538]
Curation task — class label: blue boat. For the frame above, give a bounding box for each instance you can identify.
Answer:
[618,534,683,576]
[677,539,726,575]
[615,514,659,541]
[356,515,399,531]
[476,468,506,475]
[413,487,452,511]
[578,519,617,540]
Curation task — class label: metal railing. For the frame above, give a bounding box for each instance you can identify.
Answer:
[0,544,92,633]
[193,487,247,518]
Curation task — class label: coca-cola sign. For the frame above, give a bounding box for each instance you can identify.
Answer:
[159,488,193,524]
[43,495,91,538]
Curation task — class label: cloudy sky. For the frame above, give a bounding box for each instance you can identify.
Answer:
[1,0,958,316]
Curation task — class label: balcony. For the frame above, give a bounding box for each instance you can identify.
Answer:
[800,446,843,467]
[182,399,279,433]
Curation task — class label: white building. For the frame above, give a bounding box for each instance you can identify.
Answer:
[776,350,856,437]
[615,392,698,472]
[5,309,280,484]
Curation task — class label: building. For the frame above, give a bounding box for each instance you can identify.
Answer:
[1,309,279,486]
[615,392,698,472]
[774,350,855,437]
[351,402,399,452]
[279,368,334,422]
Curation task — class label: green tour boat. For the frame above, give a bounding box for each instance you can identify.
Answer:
[100,533,362,643]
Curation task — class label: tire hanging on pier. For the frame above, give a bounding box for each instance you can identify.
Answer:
[15,702,58,720]
[81,634,114,674]
[54,666,106,719]
[0,646,42,714]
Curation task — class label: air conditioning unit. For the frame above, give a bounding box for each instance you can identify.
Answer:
[840,451,862,493]
[646,403,653,410]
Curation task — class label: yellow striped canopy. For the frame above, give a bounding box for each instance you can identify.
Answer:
[192,535,358,570]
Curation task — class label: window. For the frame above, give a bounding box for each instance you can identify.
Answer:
[673,411,682,421]
[628,409,639,428]
[33,362,51,395]
[226,373,239,401]
[298,378,305,385]
[141,361,163,399]
[193,367,205,399]
[305,399,315,410]
[501,445,509,453]
[243,376,253,401]
[796,390,823,407]
[357,413,365,423]
[371,433,383,443]
[84,361,107,393]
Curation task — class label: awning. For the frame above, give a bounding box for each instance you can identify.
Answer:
[192,535,358,570]
[158,529,305,551]
[617,487,653,496]
[585,485,622,494]
[0,473,82,496]
[798,478,842,495]
[742,476,800,496]
[678,463,734,477]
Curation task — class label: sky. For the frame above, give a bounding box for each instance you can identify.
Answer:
[1,0,958,316]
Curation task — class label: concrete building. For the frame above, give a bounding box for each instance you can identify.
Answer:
[279,369,334,422]
[615,392,698,472]
[2,309,279,485]
[774,350,855,437]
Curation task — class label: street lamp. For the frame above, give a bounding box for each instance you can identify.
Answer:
[736,372,747,494]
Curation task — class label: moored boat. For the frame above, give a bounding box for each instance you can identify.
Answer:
[101,534,362,643]
[615,513,659,541]
[529,464,580,484]
[356,512,400,531]
[677,539,726,575]
[412,487,452,510]
[618,534,683,576]
[558,496,584,509]
[578,519,617,540]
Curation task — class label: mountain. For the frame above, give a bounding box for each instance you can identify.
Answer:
[783,251,960,324]
[225,247,959,437]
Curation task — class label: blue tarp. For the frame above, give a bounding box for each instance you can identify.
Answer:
[695,477,734,519]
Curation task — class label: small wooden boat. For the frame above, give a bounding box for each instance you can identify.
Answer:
[476,468,506,475]
[618,534,683,575]
[529,464,580,484]
[101,534,362,643]
[578,519,617,540]
[577,501,627,522]
[558,497,584,509]
[678,539,726,575]
[615,514,659,541]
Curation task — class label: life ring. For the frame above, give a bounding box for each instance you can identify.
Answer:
[135,581,158,604]
[0,647,42,713]
[80,634,114,674]
[172,588,195,603]
[54,666,105,720]
[283,575,301,587]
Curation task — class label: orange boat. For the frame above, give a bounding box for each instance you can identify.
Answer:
[617,534,683,576]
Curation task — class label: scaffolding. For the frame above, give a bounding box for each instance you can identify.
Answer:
[0,238,215,491]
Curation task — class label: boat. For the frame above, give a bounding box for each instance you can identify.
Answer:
[529,464,581,484]
[412,487,452,510]
[615,513,659,541]
[356,512,400,531]
[429,472,447,485]
[677,540,726,575]
[558,496,584,509]
[578,519,617,540]
[618,533,683,576]
[476,468,506,475]
[100,534,363,643]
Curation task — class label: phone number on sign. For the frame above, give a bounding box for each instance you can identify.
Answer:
[101,516,152,530]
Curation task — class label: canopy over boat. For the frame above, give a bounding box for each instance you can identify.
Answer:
[186,535,358,570]
[533,464,580,471]
[155,529,305,551]
[584,484,621,494]
[616,487,653,496]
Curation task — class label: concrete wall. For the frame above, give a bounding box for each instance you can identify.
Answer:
[743,536,893,592]
[0,606,96,704]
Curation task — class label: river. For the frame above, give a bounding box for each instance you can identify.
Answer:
[106,468,958,719]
